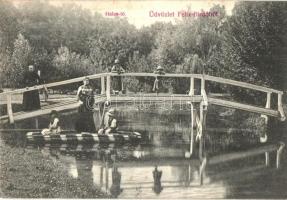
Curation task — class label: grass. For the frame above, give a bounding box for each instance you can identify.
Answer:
[0,139,109,198]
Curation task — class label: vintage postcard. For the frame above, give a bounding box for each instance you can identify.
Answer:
[0,0,286,199]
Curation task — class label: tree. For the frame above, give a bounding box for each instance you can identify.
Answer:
[52,46,94,80]
[89,18,138,72]
[0,0,20,53]
[222,1,287,90]
[8,34,32,87]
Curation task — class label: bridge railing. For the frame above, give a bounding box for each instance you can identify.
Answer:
[108,72,285,118]
[0,72,285,123]
[0,73,108,123]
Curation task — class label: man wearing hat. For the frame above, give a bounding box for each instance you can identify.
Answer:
[111,59,125,94]
[154,65,165,75]
[98,108,118,134]
[153,65,165,94]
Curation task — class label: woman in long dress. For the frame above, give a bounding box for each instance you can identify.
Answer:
[22,65,41,111]
[75,77,96,132]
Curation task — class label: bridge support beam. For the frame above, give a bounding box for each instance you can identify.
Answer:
[101,76,105,95]
[7,94,14,124]
[260,92,271,142]
[189,102,195,156]
[106,75,111,101]
[189,77,194,95]
[278,93,286,121]
[199,101,207,160]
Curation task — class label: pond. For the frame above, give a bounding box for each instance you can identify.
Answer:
[1,105,287,198]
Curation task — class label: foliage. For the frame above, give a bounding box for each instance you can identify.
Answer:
[8,34,32,87]
[52,46,95,80]
[89,18,138,72]
[0,0,286,99]
[0,0,20,53]
[222,2,287,87]
[217,2,287,103]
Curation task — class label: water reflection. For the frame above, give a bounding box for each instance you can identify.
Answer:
[24,140,285,199]
[153,166,163,194]
[1,107,286,198]
[33,143,225,198]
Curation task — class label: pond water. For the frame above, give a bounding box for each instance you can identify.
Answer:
[1,106,287,198]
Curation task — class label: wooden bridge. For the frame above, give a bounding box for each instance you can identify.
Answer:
[0,72,285,157]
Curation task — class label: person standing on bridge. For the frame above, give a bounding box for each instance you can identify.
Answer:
[22,65,41,111]
[75,77,95,132]
[190,47,204,95]
[111,59,125,95]
[153,65,165,94]
[76,77,95,113]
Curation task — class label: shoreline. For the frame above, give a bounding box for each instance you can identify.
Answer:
[0,139,109,198]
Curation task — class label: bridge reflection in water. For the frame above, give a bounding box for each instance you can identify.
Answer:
[1,105,286,198]
[25,139,284,199]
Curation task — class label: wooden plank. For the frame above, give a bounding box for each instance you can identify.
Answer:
[203,75,282,94]
[13,102,80,121]
[0,73,108,96]
[1,73,283,97]
[7,94,14,124]
[110,72,202,78]
[261,92,271,123]
[201,89,208,106]
[208,97,279,117]
[94,159,200,168]
[208,143,281,165]
[278,93,286,121]
[101,76,105,95]
[1,96,106,123]
[111,73,283,94]
[106,75,111,100]
[1,94,281,123]
[190,103,194,155]
[1,94,281,124]
[109,95,203,103]
[266,92,271,109]
[201,76,205,92]
[189,77,194,95]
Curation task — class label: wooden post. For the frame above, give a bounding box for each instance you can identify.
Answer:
[35,118,39,129]
[266,92,271,109]
[201,77,205,94]
[105,161,109,192]
[198,101,207,160]
[100,166,104,187]
[189,77,194,95]
[278,93,286,121]
[199,103,204,160]
[261,92,271,122]
[106,75,111,101]
[101,76,105,95]
[260,92,271,142]
[7,94,14,124]
[199,157,206,186]
[189,102,194,156]
[265,152,270,167]
[276,142,285,169]
[121,76,124,93]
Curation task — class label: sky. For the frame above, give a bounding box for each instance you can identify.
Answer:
[15,0,236,28]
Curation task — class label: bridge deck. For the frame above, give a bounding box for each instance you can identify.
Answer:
[0,96,106,123]
[0,93,280,123]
